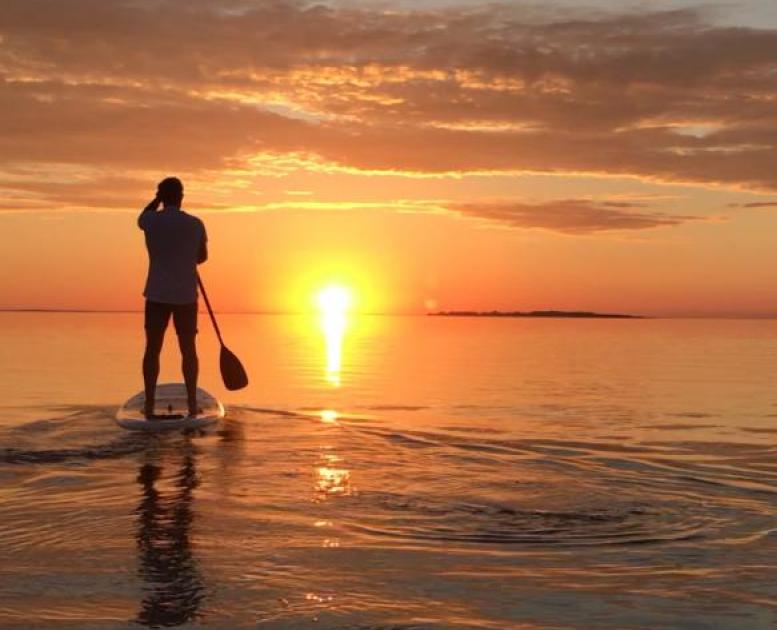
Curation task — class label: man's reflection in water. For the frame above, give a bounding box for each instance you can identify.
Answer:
[135,444,205,627]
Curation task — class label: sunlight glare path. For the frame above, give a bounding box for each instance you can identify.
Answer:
[316,286,352,387]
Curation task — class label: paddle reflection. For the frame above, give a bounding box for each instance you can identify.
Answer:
[135,445,205,627]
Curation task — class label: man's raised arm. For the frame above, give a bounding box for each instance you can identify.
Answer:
[137,197,161,230]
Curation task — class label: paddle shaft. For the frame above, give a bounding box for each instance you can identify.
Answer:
[197,273,224,346]
[197,272,249,390]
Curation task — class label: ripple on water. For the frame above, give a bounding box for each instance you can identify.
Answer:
[322,424,777,552]
[337,491,712,548]
[0,406,149,464]
[2,402,776,629]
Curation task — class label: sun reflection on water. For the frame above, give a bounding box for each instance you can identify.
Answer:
[320,409,340,425]
[315,464,351,497]
[315,451,351,499]
[316,286,351,387]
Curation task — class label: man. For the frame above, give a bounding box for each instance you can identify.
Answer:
[138,177,208,418]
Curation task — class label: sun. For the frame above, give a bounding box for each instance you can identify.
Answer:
[316,285,352,315]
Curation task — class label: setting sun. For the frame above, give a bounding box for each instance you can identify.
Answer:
[316,285,353,316]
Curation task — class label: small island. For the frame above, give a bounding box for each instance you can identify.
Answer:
[429,310,644,319]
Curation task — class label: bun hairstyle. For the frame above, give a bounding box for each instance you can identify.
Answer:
[157,177,184,206]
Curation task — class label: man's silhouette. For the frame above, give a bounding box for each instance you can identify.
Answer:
[139,178,207,418]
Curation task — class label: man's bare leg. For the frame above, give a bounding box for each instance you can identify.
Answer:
[143,329,165,418]
[178,333,199,417]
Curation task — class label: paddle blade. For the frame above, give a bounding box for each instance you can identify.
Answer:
[219,345,248,390]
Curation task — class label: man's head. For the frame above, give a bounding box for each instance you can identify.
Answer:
[157,177,184,207]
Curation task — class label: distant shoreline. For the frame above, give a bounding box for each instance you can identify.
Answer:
[429,310,645,319]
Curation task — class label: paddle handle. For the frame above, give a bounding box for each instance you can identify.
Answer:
[197,272,225,347]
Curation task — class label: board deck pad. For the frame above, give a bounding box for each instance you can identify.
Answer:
[116,382,225,431]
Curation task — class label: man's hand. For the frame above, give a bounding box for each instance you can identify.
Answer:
[138,196,161,229]
[143,196,161,213]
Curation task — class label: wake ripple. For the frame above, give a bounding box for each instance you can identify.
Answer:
[0,407,148,464]
[0,436,147,464]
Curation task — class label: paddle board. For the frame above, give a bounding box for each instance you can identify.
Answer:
[116,382,224,431]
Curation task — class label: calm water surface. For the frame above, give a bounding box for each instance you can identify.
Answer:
[0,313,775,629]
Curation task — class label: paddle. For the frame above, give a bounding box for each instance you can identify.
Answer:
[197,273,249,391]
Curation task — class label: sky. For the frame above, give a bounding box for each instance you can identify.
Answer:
[2,0,777,316]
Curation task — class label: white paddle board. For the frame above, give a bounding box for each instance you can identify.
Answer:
[116,382,224,431]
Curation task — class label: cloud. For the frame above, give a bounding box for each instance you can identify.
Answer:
[447,199,696,234]
[731,201,777,208]
[1,0,776,206]
[0,80,322,170]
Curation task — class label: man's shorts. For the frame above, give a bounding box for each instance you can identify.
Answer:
[144,300,198,337]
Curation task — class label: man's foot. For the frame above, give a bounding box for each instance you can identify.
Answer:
[187,395,199,418]
[143,404,154,419]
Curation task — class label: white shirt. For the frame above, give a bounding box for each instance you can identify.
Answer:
[139,205,207,304]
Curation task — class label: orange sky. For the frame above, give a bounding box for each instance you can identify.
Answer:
[2,1,777,316]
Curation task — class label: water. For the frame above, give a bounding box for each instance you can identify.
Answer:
[1,313,776,629]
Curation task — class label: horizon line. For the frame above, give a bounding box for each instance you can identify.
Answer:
[4,307,777,319]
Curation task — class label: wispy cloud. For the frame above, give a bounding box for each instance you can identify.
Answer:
[730,201,777,208]
[447,199,696,234]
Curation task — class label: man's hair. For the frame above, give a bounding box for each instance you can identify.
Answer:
[157,177,184,206]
